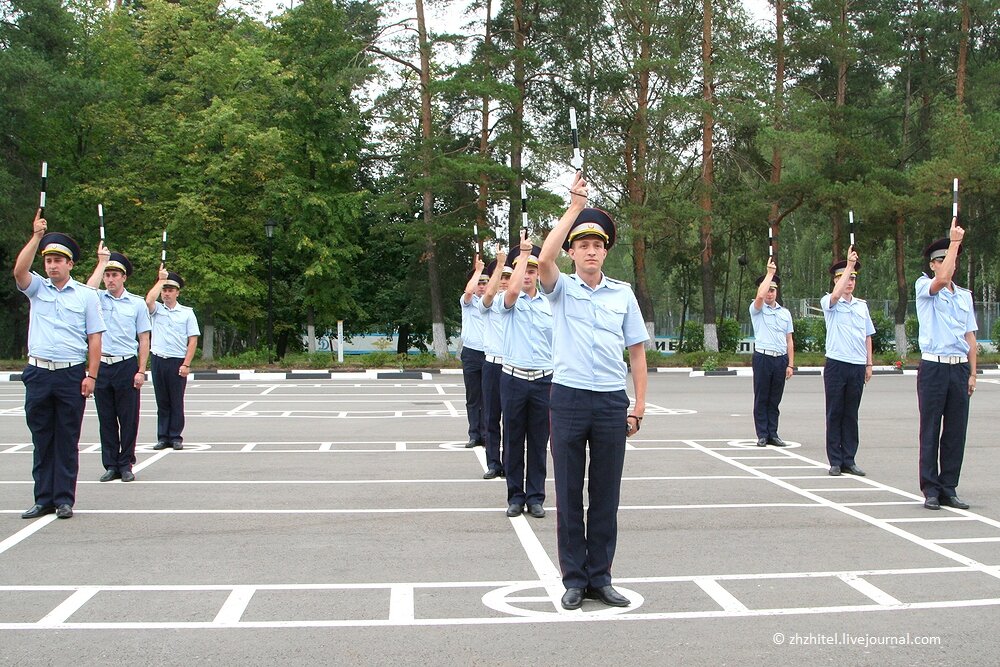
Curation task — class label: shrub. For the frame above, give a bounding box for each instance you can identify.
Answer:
[716,318,741,354]
[678,320,704,353]
[792,317,826,353]
[869,310,895,355]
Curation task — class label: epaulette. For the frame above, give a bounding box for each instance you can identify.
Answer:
[955,285,972,294]
[605,277,632,288]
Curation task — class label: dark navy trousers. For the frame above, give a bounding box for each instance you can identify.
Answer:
[95,357,141,472]
[151,355,188,444]
[481,360,503,472]
[22,363,86,507]
[500,372,550,506]
[752,351,788,440]
[824,358,866,468]
[549,383,630,590]
[460,347,485,443]
[917,360,970,498]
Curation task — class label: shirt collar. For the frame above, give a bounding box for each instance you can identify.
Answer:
[571,272,615,291]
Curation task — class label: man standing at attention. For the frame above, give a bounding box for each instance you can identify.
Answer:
[87,242,151,482]
[459,258,488,449]
[750,258,794,447]
[916,219,977,511]
[822,248,875,477]
[537,173,648,610]
[146,264,199,450]
[15,210,105,519]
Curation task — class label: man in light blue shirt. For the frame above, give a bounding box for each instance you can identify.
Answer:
[499,239,553,519]
[146,264,199,450]
[821,249,875,477]
[479,257,512,479]
[14,212,105,520]
[86,243,151,482]
[538,173,648,610]
[915,222,977,511]
[459,259,488,448]
[749,259,795,447]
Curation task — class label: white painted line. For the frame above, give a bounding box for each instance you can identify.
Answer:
[838,574,902,606]
[318,442,332,451]
[753,466,824,470]
[395,442,406,451]
[38,588,100,625]
[224,401,255,416]
[508,514,564,612]
[81,444,102,454]
[694,578,748,612]
[435,384,446,395]
[132,450,171,474]
[389,585,414,622]
[933,537,1000,544]
[260,385,279,395]
[443,401,460,418]
[241,443,257,452]
[213,586,255,624]
[884,516,978,523]
[799,487,885,492]
[0,514,57,555]
[0,444,31,453]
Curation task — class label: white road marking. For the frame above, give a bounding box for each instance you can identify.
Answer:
[37,588,99,625]
[0,514,57,555]
[224,401,255,416]
[213,586,255,624]
[389,585,415,622]
[694,578,748,612]
[838,574,903,606]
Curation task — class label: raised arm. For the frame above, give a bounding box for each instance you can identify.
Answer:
[14,210,46,291]
[85,241,111,289]
[462,256,484,305]
[828,246,858,305]
[539,172,588,293]
[481,250,507,308]
[929,217,964,295]
[752,258,778,311]
[146,263,168,314]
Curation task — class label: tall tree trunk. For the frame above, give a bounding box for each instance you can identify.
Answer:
[477,0,492,257]
[894,212,909,357]
[699,0,718,352]
[956,0,969,106]
[507,0,527,249]
[628,6,655,348]
[415,0,447,357]
[767,0,785,275]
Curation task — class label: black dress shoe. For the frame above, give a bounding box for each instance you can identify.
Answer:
[940,495,970,509]
[756,438,767,447]
[121,470,135,483]
[55,504,73,519]
[586,585,630,607]
[498,469,505,478]
[483,468,500,480]
[152,441,169,450]
[171,441,184,450]
[527,504,545,518]
[768,436,788,447]
[841,464,866,476]
[828,466,842,476]
[924,496,941,510]
[561,587,585,610]
[21,504,55,519]
[505,503,523,517]
[99,469,121,482]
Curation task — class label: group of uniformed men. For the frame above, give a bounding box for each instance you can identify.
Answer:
[748,217,977,512]
[15,208,199,520]
[461,174,650,609]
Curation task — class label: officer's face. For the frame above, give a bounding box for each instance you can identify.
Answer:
[843,275,856,294]
[103,268,126,296]
[475,281,487,296]
[499,276,510,291]
[763,285,778,305]
[523,266,538,290]
[568,237,607,274]
[43,254,73,285]
[161,285,179,306]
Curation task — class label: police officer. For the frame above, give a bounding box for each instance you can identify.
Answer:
[86,242,151,482]
[145,264,199,450]
[750,258,795,447]
[916,219,977,511]
[14,210,105,520]
[479,256,512,479]
[499,238,553,519]
[538,173,648,610]
[459,258,488,448]
[822,248,875,476]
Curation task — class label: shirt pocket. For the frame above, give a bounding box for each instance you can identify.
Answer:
[58,295,87,331]
[565,291,594,322]
[594,302,626,334]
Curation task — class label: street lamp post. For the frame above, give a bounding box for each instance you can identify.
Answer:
[265,218,277,362]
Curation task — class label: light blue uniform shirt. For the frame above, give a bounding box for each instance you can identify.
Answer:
[19,273,106,362]
[822,294,875,365]
[915,275,977,356]
[150,302,200,358]
[542,272,648,392]
[98,289,152,357]
[501,290,553,370]
[459,294,486,352]
[750,301,793,353]
[478,295,507,358]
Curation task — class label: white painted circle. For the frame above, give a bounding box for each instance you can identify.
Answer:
[482,583,643,617]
